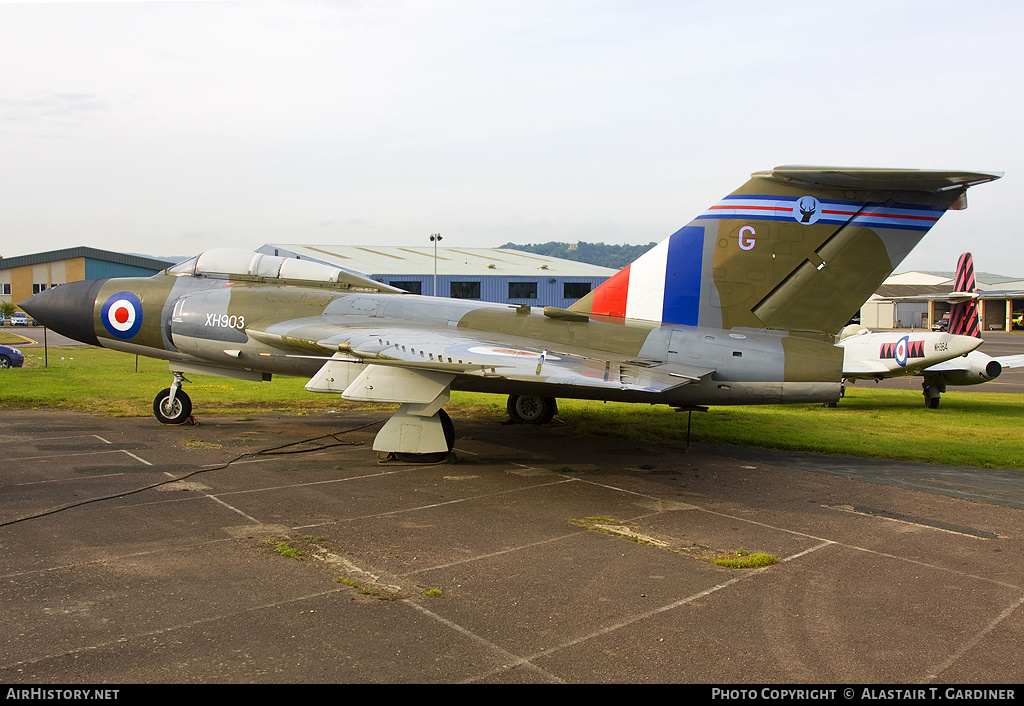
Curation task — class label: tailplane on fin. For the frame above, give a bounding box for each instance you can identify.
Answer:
[948,252,982,338]
[570,166,1001,335]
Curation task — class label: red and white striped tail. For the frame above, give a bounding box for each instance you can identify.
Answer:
[948,252,981,338]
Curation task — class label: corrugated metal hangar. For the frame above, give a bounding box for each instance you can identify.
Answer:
[257,244,617,309]
[862,269,1024,331]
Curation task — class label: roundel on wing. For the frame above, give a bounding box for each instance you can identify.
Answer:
[101,292,144,339]
[466,345,561,360]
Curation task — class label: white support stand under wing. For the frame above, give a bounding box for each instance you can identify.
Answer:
[342,365,455,455]
[306,359,455,456]
[372,404,451,455]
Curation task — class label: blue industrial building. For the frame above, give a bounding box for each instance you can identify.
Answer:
[258,244,617,309]
[1,247,177,313]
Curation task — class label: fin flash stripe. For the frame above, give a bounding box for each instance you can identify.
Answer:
[590,226,703,324]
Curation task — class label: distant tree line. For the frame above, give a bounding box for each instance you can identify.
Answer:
[499,241,657,270]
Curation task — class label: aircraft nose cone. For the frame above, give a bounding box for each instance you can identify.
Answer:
[20,279,107,346]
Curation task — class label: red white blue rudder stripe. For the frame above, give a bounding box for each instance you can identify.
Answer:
[590,226,704,325]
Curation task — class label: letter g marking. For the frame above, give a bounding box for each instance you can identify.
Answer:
[739,226,756,251]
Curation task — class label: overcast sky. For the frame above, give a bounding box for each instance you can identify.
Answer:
[2,0,1021,275]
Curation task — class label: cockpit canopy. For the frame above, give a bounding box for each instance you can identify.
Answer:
[167,249,402,293]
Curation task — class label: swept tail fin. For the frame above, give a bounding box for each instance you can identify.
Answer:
[570,166,1001,335]
[948,252,982,338]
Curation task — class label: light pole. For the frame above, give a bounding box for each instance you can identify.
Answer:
[430,233,442,296]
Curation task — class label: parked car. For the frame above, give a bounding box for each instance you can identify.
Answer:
[931,313,950,331]
[1013,311,1023,330]
[8,312,29,326]
[0,343,24,368]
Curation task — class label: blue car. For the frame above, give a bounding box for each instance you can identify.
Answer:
[0,343,24,368]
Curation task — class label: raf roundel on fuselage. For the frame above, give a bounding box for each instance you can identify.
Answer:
[100,292,144,339]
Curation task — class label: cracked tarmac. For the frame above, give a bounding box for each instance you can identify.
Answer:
[1,409,1022,683]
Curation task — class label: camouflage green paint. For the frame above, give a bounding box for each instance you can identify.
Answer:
[456,306,652,357]
[94,276,178,351]
[782,331,844,383]
[710,179,965,334]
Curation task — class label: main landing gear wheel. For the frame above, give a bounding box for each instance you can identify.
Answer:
[153,388,193,425]
[393,409,455,464]
[923,380,943,409]
[506,395,557,425]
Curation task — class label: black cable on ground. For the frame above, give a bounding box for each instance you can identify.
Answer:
[0,417,389,528]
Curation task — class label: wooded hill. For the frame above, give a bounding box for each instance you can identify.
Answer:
[500,241,656,270]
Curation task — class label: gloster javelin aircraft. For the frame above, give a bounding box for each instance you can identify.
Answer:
[22,166,1001,461]
[837,253,1024,407]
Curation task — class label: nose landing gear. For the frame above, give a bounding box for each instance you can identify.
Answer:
[153,372,195,425]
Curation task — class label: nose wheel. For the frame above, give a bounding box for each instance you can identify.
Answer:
[153,372,194,425]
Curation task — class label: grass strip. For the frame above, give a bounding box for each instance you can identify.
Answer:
[2,345,1021,469]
